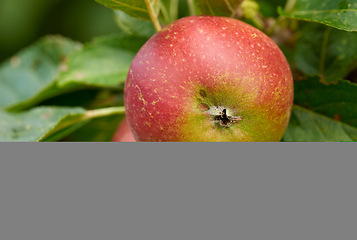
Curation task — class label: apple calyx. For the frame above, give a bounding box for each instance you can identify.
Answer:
[204,106,242,128]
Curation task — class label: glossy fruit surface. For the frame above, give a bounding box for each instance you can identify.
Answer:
[124,16,293,142]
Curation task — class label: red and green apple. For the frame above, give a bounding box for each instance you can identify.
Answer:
[124,16,293,141]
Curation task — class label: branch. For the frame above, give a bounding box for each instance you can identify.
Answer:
[145,0,162,32]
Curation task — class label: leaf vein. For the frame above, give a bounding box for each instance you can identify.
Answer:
[110,0,148,13]
[291,8,357,15]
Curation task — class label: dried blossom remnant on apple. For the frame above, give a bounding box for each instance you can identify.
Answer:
[198,90,242,128]
[205,106,242,128]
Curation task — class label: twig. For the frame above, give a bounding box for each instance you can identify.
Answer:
[52,106,126,135]
[145,0,162,32]
[284,0,297,12]
[319,27,331,78]
[187,0,196,16]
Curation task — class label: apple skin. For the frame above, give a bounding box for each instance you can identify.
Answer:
[124,16,293,142]
[112,118,136,142]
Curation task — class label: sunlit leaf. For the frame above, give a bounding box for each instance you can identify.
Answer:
[195,0,243,17]
[57,33,148,88]
[114,10,156,37]
[0,33,147,112]
[278,0,357,32]
[0,36,82,110]
[0,106,86,142]
[95,0,154,20]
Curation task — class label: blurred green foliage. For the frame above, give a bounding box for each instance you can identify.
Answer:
[0,0,121,63]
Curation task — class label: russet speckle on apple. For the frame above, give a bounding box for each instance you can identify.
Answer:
[124,16,294,142]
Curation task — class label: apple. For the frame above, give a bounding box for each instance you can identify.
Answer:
[124,16,293,141]
[112,118,136,142]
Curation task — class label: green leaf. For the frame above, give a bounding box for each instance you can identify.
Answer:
[0,35,82,110]
[282,105,357,142]
[2,33,146,112]
[179,0,193,18]
[7,82,87,112]
[0,106,125,142]
[95,0,151,20]
[283,77,357,142]
[278,0,357,32]
[57,33,148,88]
[38,89,103,109]
[62,115,125,142]
[0,106,86,142]
[294,23,357,84]
[294,77,357,127]
[256,0,286,17]
[159,0,179,24]
[114,10,156,37]
[41,121,90,142]
[195,0,243,17]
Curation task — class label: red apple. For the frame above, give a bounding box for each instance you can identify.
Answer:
[124,16,293,142]
[112,118,136,142]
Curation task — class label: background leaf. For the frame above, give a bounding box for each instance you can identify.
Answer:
[0,35,82,110]
[294,77,357,127]
[95,0,151,20]
[62,115,125,142]
[48,89,126,142]
[0,105,126,142]
[114,10,156,37]
[0,106,86,142]
[195,0,243,17]
[1,33,147,112]
[57,33,148,88]
[256,0,286,17]
[41,121,89,142]
[278,0,357,32]
[283,77,357,142]
[294,23,357,83]
[282,105,357,142]
[0,0,122,63]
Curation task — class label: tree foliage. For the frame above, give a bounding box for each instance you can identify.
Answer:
[1,0,357,142]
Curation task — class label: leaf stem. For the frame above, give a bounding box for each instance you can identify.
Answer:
[159,2,170,24]
[49,106,126,137]
[187,0,196,15]
[82,106,126,120]
[145,0,162,32]
[284,0,297,12]
[170,0,179,22]
[319,27,331,79]
[226,0,243,18]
